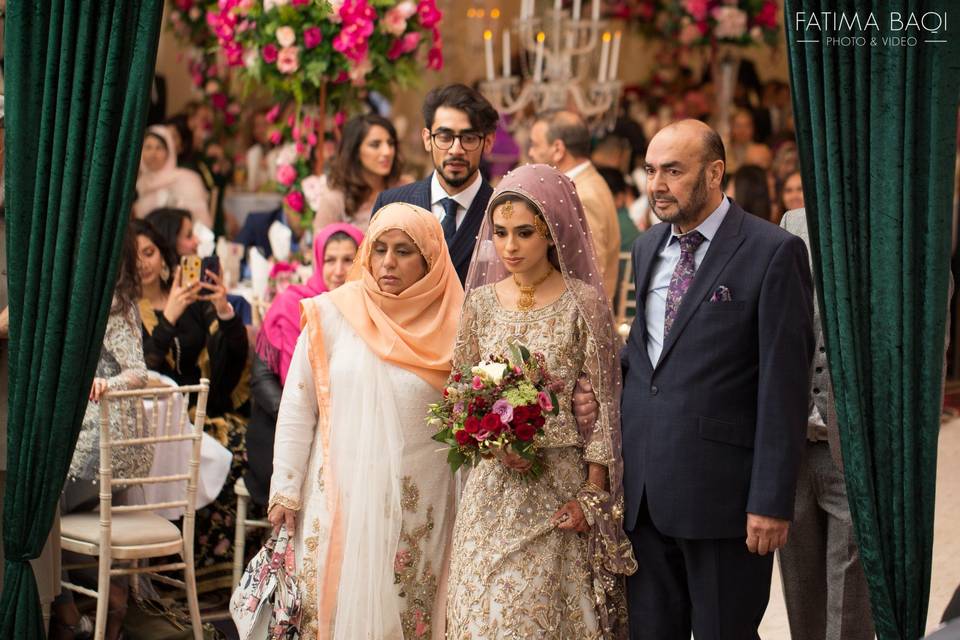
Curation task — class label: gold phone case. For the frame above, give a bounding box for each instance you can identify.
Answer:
[181,255,202,286]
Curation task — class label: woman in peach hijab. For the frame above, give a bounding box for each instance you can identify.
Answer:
[267,203,464,639]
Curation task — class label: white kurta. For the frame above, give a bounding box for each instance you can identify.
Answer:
[270,296,454,639]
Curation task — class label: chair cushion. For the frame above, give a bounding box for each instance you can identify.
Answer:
[61,511,183,547]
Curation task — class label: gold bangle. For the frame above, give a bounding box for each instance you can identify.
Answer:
[581,480,605,494]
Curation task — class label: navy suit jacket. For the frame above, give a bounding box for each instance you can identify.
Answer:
[371,175,493,285]
[620,202,815,539]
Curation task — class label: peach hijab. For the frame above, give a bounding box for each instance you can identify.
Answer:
[325,202,464,391]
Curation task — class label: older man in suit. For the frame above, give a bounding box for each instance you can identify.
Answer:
[372,84,498,284]
[528,110,621,300]
[620,119,815,639]
[778,208,875,640]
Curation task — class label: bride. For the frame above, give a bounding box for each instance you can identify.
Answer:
[445,164,637,638]
[267,203,463,639]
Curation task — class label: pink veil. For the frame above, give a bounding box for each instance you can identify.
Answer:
[464,163,636,632]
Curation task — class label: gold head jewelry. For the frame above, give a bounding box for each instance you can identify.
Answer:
[502,199,514,219]
[513,266,555,312]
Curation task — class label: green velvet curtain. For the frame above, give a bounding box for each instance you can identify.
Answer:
[1,1,163,637]
[785,1,960,637]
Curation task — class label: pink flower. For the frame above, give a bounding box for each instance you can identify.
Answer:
[265,104,281,123]
[211,92,228,110]
[387,31,421,60]
[176,0,193,10]
[537,391,554,413]
[679,21,703,45]
[472,376,484,390]
[334,0,376,61]
[333,70,350,83]
[683,0,710,22]
[262,43,279,63]
[754,0,778,28]
[334,111,347,127]
[348,56,372,85]
[307,132,318,146]
[417,0,442,28]
[269,130,282,145]
[303,26,322,49]
[285,190,305,213]
[292,0,309,5]
[277,45,300,73]
[276,164,297,187]
[381,5,410,36]
[427,45,443,70]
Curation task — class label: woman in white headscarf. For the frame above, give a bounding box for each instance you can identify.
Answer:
[132,125,211,228]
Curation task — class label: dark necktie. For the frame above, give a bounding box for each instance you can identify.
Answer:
[439,198,458,241]
[663,230,706,339]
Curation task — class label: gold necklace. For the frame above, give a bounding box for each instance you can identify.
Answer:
[513,267,555,312]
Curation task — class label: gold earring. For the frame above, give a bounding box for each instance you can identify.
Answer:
[161,263,170,281]
[533,215,550,239]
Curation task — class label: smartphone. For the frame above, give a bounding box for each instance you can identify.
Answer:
[180,255,202,287]
[201,256,221,287]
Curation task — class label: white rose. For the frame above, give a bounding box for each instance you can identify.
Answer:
[276,26,297,48]
[472,362,508,385]
[276,143,298,167]
[301,175,326,212]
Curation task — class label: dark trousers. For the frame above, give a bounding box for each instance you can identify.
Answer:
[626,497,774,640]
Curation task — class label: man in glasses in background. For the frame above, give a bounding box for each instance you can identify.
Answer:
[372,83,498,284]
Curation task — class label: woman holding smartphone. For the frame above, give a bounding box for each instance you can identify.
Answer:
[131,219,250,568]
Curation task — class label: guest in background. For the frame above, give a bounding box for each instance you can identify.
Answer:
[779,208,875,640]
[780,170,805,214]
[133,126,212,229]
[727,164,774,222]
[145,207,200,258]
[372,83,499,285]
[528,110,621,301]
[592,134,632,175]
[597,166,642,252]
[52,227,149,640]
[310,114,404,234]
[132,219,250,569]
[726,108,771,174]
[184,101,232,236]
[244,107,274,192]
[245,223,364,507]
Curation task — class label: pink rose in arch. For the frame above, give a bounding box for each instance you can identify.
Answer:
[269,130,282,145]
[277,46,300,74]
[334,111,347,127]
[417,0,442,28]
[303,26,322,49]
[262,43,279,63]
[387,31,421,60]
[285,190,305,213]
[265,104,281,123]
[427,45,443,70]
[276,164,297,187]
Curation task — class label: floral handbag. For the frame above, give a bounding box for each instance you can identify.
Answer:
[230,524,302,639]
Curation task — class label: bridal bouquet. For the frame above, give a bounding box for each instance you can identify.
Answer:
[429,344,562,478]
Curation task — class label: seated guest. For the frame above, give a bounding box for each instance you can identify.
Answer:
[245,222,364,506]
[145,207,200,258]
[310,114,404,234]
[131,219,250,568]
[245,107,274,192]
[52,227,149,640]
[726,108,773,174]
[727,164,774,222]
[133,126,212,229]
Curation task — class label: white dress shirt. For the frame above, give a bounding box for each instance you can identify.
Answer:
[564,160,592,181]
[644,196,730,365]
[430,171,483,231]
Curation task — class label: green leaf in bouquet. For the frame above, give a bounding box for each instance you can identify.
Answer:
[447,447,468,473]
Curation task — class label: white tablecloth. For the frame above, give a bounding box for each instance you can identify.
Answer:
[222,191,284,227]
[142,381,233,520]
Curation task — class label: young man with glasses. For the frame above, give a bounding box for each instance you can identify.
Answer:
[372,84,499,284]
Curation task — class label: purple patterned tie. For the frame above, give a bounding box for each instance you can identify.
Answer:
[663,230,706,339]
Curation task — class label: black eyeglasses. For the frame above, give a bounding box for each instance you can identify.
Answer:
[430,130,484,151]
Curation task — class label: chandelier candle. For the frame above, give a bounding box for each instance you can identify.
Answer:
[484,30,495,81]
[502,31,511,77]
[608,31,621,81]
[573,0,582,20]
[598,31,611,83]
[534,32,545,82]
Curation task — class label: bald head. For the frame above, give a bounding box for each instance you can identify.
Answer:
[643,120,727,232]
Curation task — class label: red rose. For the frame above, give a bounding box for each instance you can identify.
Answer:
[515,423,536,441]
[513,405,529,422]
[529,403,542,417]
[455,430,472,446]
[464,416,481,434]
[453,373,462,382]
[532,415,546,428]
[474,398,487,410]
[481,413,501,433]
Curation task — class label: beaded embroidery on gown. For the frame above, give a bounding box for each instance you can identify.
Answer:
[445,284,618,639]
